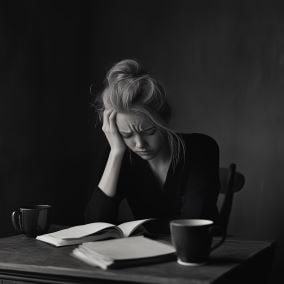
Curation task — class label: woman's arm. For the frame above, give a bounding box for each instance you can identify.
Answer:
[85,110,127,223]
[98,150,124,197]
[98,110,126,197]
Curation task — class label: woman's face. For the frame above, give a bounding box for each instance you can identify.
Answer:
[116,111,167,161]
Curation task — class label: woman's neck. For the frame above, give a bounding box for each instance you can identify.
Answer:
[148,143,172,187]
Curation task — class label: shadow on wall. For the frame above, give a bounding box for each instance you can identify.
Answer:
[0,1,94,235]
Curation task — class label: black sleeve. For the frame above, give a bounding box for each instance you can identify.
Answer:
[84,146,127,224]
[85,184,121,224]
[179,134,220,222]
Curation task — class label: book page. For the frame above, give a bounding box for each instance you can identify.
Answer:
[48,222,119,239]
[117,218,154,237]
[37,230,122,247]
[79,236,175,260]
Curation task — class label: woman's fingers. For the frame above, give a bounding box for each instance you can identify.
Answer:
[102,109,112,131]
[109,111,118,132]
[101,110,126,153]
[102,109,119,135]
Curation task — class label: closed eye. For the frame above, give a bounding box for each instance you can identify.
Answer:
[141,127,156,135]
[121,132,132,138]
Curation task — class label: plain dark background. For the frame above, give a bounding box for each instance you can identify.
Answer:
[1,0,284,282]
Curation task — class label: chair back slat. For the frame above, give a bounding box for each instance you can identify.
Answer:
[217,163,245,235]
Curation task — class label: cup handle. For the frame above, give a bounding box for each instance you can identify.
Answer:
[210,225,226,251]
[11,210,22,232]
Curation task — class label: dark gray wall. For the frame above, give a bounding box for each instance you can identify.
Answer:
[0,1,94,231]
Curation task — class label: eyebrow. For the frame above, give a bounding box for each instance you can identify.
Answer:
[120,126,155,134]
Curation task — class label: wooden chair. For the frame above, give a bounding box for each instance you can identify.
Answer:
[217,163,245,236]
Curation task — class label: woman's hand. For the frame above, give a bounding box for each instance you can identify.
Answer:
[102,110,126,155]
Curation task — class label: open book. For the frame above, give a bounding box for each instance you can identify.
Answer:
[72,236,176,269]
[36,219,154,247]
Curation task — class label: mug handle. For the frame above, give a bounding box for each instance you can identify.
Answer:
[210,225,226,251]
[11,210,22,232]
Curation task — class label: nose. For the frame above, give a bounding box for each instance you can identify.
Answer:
[134,135,146,149]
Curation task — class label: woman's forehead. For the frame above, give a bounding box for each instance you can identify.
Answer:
[116,112,153,131]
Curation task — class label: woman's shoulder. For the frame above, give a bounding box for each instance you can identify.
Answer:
[177,132,219,151]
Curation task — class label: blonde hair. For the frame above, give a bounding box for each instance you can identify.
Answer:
[95,59,185,168]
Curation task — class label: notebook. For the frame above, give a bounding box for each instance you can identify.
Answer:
[36,219,154,247]
[72,236,176,269]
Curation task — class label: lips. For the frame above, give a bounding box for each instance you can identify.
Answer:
[136,151,151,155]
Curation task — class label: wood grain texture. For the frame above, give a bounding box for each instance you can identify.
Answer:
[0,235,276,284]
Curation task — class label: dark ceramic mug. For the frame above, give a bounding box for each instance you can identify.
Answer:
[170,219,226,266]
[11,205,51,238]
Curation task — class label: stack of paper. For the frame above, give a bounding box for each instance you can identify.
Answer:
[72,236,176,269]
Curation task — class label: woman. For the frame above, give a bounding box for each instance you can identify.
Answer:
[85,59,220,232]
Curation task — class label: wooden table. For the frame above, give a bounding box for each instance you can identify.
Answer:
[0,235,275,284]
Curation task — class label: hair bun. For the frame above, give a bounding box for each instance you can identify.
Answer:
[106,59,146,85]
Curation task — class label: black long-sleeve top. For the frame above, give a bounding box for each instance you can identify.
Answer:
[85,133,220,232]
